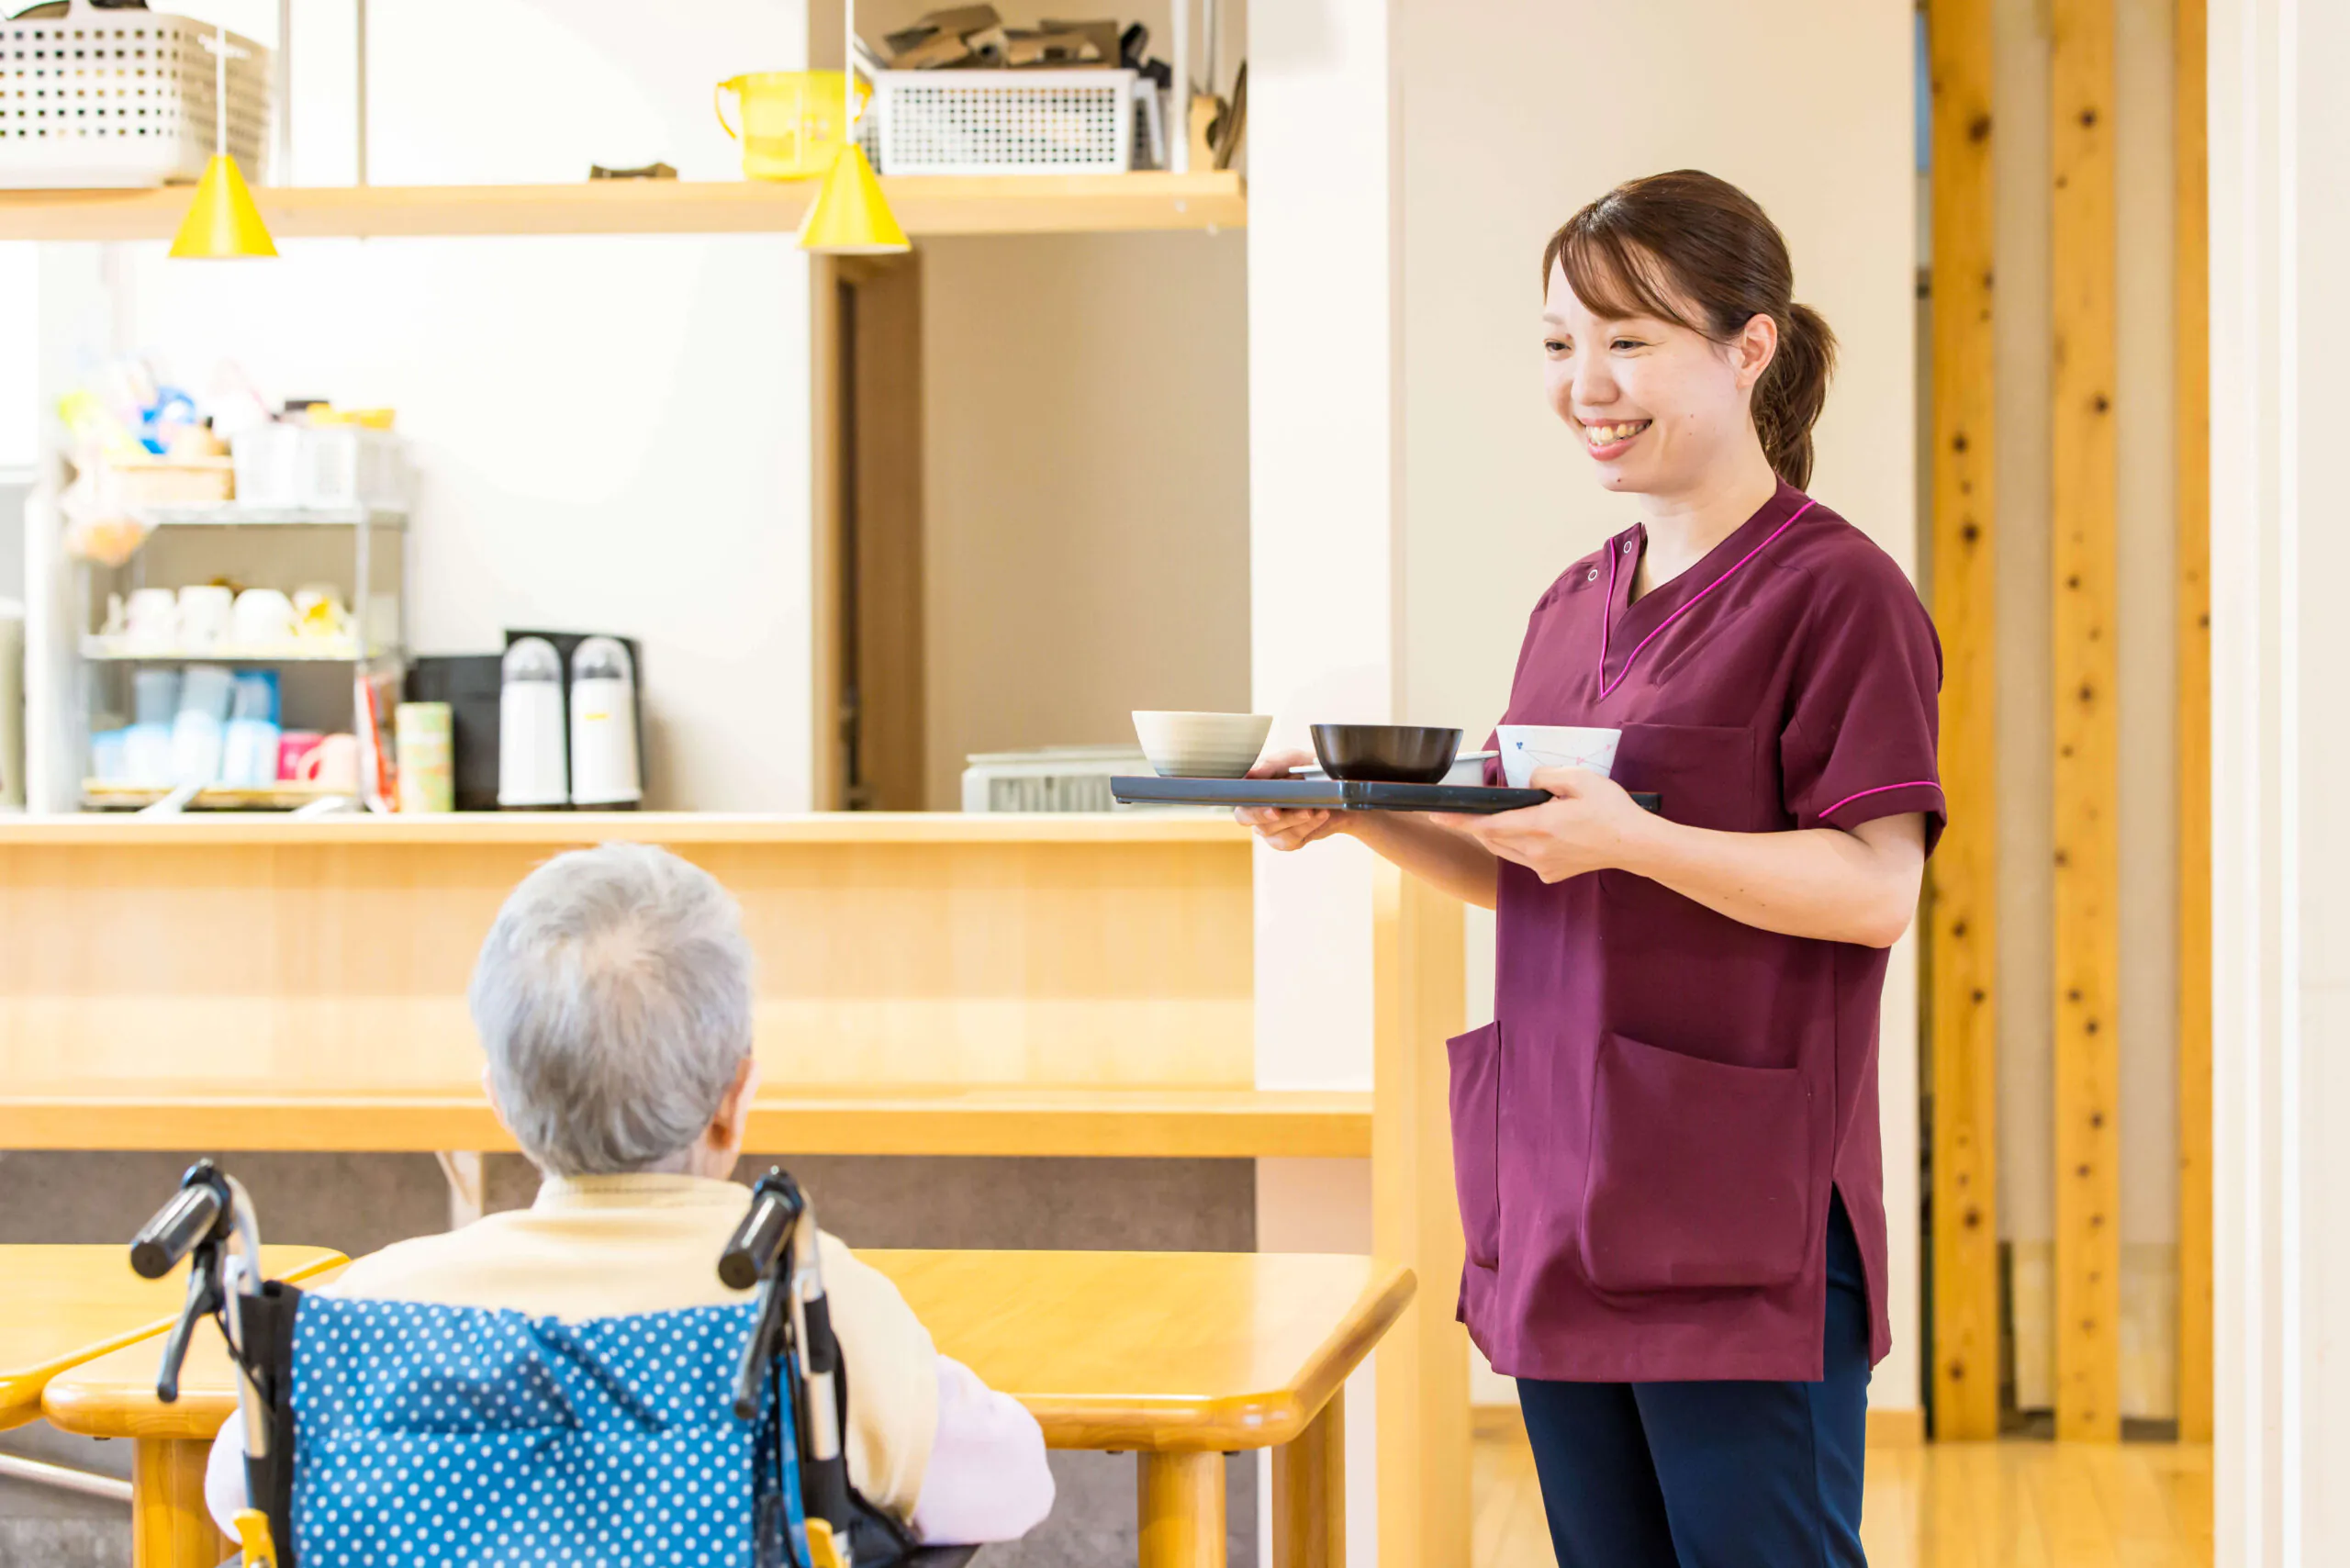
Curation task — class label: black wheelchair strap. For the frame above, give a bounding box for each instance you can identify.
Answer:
[233,1280,306,1568]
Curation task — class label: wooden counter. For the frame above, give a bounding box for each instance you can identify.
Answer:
[2,1085,1369,1159]
[0,811,1246,847]
[0,812,1300,1158]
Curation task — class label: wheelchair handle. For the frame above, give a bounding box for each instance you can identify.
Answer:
[131,1167,227,1279]
[719,1169,806,1291]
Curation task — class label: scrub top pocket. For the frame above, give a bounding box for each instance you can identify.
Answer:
[1581,1031,1813,1294]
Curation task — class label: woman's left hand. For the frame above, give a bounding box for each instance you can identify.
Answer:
[1432,767,1652,884]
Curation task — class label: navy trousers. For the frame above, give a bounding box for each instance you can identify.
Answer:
[1516,1194,1872,1568]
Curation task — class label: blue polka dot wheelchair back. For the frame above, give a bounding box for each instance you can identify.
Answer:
[129,1160,978,1568]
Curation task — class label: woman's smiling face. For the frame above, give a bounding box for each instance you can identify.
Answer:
[1541,254,1775,498]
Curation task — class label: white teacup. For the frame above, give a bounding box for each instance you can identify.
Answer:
[123,588,178,645]
[176,584,234,649]
[1496,724,1622,790]
[232,588,298,645]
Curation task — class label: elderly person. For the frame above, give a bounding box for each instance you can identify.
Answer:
[204,842,1054,1546]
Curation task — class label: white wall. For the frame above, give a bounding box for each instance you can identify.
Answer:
[920,230,1251,808]
[1247,6,1403,1562]
[2208,1,2350,1558]
[1389,0,1921,1413]
[84,1,816,810]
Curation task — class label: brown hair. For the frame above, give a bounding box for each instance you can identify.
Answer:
[1541,171,1836,490]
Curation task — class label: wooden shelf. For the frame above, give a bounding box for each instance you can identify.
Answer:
[0,1086,1371,1159]
[0,174,1247,242]
[0,809,1247,846]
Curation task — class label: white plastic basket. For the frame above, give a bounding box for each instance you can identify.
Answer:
[232,425,408,510]
[0,1,271,189]
[865,68,1136,176]
[961,745,1150,812]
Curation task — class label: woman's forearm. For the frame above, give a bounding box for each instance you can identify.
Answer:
[1346,812,1503,910]
[1616,812,1923,947]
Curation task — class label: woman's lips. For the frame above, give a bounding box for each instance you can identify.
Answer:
[1581,419,1651,461]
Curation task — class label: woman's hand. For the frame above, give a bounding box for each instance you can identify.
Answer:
[1233,748,1351,852]
[1432,766,1650,883]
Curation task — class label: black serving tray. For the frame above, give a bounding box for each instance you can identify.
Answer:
[1111,776,1662,815]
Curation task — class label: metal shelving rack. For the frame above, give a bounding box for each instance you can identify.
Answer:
[71,502,408,812]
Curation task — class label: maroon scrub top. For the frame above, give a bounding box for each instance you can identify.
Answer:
[1458,481,1944,1383]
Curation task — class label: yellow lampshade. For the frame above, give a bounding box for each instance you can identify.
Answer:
[796,143,909,255]
[169,154,277,260]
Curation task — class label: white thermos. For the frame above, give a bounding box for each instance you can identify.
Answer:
[567,636,641,809]
[498,637,568,809]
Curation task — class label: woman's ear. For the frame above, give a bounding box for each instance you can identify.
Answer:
[482,1063,518,1142]
[708,1054,762,1163]
[1735,310,1779,389]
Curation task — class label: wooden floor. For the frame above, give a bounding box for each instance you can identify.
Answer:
[1474,1431,2214,1567]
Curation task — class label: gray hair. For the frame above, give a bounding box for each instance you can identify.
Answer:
[469,843,755,1176]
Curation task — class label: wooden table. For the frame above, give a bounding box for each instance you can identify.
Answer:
[868,1251,1413,1568]
[46,1249,1411,1568]
[2,1245,346,1566]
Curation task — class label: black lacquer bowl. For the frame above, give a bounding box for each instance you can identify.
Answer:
[1308,724,1464,784]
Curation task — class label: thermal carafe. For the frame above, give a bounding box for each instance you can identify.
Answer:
[497,637,568,808]
[567,636,641,809]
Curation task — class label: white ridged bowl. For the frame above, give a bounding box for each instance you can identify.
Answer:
[1131,711,1274,778]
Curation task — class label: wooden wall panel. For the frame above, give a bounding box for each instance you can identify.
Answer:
[848,258,929,812]
[0,838,1256,1094]
[1927,0,2003,1444]
[2050,0,2123,1443]
[810,255,847,811]
[2174,0,2214,1448]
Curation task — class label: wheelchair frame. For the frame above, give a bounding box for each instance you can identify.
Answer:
[131,1159,971,1568]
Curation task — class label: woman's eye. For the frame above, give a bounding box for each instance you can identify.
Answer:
[1544,340,1569,353]
[1612,338,1644,351]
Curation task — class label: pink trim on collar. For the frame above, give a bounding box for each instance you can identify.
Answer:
[1598,498,1818,700]
[1818,779,1945,820]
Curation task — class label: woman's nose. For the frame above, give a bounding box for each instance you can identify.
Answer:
[1571,354,1618,408]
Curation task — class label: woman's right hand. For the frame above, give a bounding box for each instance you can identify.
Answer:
[1234,748,1351,852]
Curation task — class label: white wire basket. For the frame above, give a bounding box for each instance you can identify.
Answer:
[0,1,271,190]
[863,68,1137,176]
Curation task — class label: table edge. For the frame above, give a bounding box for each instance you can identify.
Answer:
[33,1251,347,1439]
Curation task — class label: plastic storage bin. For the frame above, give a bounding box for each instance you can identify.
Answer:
[0,2,272,189]
[863,68,1136,175]
[231,425,408,510]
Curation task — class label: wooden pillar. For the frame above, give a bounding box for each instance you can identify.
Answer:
[2173,0,2214,1449]
[1925,0,2002,1444]
[1371,863,1467,1568]
[2050,0,2122,1444]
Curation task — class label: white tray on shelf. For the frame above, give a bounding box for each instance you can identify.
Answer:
[80,635,375,664]
[80,780,352,812]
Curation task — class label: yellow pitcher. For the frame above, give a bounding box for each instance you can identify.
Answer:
[715,71,867,181]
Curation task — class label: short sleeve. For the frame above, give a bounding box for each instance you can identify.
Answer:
[820,1230,944,1521]
[1777,557,1946,854]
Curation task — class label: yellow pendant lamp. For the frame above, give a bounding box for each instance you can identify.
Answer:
[798,0,909,255]
[171,26,275,260]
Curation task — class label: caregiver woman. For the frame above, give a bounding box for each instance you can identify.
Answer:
[1241,170,1942,1568]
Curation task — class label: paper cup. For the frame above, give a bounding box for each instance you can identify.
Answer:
[1496,725,1621,789]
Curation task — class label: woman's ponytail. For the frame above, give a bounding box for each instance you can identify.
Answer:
[1753,301,1836,490]
[1544,171,1838,491]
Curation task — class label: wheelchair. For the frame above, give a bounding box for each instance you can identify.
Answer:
[131,1160,977,1568]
